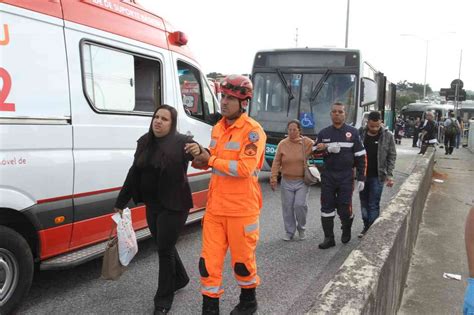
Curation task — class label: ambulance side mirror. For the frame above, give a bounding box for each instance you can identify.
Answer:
[207,112,222,126]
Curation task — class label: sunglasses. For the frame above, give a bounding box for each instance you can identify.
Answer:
[221,82,249,95]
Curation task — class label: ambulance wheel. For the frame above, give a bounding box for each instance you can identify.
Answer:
[0,226,34,314]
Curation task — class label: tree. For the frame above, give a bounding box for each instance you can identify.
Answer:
[207,72,223,79]
[466,90,474,100]
[395,80,430,113]
[396,80,432,98]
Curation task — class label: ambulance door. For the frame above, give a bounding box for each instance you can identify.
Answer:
[0,2,74,256]
[62,21,165,249]
[172,54,219,212]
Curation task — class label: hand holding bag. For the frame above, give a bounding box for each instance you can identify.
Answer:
[302,140,320,186]
[101,223,125,280]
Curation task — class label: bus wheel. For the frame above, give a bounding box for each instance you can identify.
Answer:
[0,226,34,314]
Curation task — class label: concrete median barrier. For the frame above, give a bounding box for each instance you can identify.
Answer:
[307,148,435,315]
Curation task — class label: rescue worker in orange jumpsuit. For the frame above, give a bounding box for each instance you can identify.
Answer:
[185,75,266,315]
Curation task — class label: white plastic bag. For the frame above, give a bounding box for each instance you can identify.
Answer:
[112,208,138,266]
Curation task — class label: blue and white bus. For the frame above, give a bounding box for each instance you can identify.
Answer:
[249,48,395,169]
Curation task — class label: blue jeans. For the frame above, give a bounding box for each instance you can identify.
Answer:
[359,177,384,226]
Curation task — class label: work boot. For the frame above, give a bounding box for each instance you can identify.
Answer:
[202,295,219,315]
[318,217,335,249]
[341,217,353,244]
[230,288,258,315]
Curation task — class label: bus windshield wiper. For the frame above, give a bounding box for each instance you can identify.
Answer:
[276,68,295,101]
[275,68,294,116]
[309,69,332,102]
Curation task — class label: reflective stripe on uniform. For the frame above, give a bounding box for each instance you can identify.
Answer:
[202,285,221,294]
[327,142,354,148]
[229,160,238,176]
[354,149,366,157]
[210,139,217,148]
[244,222,259,233]
[225,141,241,150]
[253,170,259,177]
[321,211,336,217]
[212,168,228,176]
[236,278,258,286]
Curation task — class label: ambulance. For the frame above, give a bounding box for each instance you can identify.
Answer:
[0,1,218,312]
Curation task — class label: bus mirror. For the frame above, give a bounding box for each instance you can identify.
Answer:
[361,77,377,107]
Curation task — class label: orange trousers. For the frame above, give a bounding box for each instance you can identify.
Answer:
[199,212,260,298]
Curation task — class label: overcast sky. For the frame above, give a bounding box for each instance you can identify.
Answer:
[139,0,472,91]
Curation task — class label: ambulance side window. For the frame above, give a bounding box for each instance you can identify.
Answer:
[82,43,161,113]
[202,74,216,117]
[178,61,217,124]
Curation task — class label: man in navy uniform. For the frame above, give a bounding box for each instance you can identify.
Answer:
[313,102,366,249]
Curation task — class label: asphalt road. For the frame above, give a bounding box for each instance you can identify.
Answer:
[17,140,419,315]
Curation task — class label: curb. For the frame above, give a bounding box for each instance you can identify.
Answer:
[307,148,435,314]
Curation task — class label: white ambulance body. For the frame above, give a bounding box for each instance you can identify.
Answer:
[0,1,218,312]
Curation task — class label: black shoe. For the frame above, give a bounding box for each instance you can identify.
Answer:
[230,288,258,315]
[341,218,353,244]
[230,299,258,315]
[341,232,351,243]
[202,295,219,315]
[154,307,169,315]
[318,237,335,249]
[358,226,370,238]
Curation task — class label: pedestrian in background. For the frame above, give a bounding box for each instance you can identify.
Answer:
[394,116,405,145]
[189,75,266,315]
[313,102,366,249]
[358,111,397,237]
[442,112,460,155]
[457,116,464,149]
[115,105,204,315]
[270,119,314,241]
[418,111,437,155]
[412,117,421,148]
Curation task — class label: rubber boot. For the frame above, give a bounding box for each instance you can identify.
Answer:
[202,295,219,315]
[230,288,258,315]
[318,217,335,249]
[341,217,353,244]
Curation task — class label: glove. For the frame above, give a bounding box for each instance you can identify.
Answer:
[465,278,474,315]
[356,181,365,192]
[327,145,341,154]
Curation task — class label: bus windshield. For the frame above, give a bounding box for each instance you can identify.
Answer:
[250,72,357,134]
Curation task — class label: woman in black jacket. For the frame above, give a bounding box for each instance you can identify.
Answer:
[114,105,203,314]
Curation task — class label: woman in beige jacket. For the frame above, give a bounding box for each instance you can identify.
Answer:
[270,120,314,241]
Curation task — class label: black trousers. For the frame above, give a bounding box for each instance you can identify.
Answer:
[146,205,189,310]
[444,134,456,154]
[412,131,419,147]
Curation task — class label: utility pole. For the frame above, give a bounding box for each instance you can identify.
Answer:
[345,0,350,48]
[295,27,298,48]
[455,49,463,114]
[423,39,428,100]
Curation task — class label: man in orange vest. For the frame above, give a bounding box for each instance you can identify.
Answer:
[185,75,266,315]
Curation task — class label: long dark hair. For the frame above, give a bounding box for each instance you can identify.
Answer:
[136,105,178,168]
